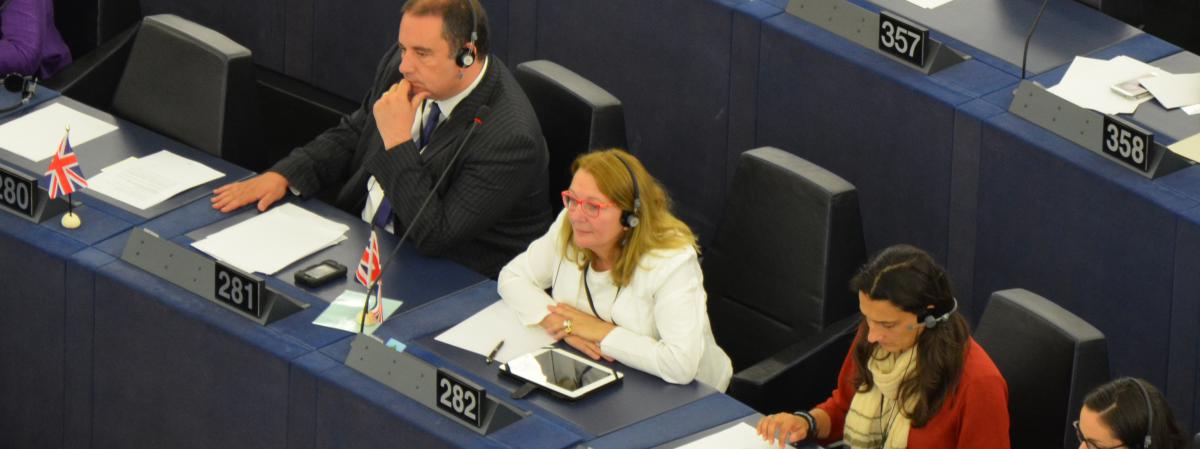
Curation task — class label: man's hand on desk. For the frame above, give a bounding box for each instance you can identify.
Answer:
[211,171,288,213]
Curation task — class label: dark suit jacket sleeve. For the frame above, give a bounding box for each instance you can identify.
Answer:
[267,46,399,196]
[364,111,542,256]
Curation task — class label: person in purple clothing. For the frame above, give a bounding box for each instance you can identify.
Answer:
[1,0,72,79]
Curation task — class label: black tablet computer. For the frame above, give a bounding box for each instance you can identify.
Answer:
[498,347,624,400]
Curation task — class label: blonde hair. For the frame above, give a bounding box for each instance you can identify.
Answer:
[558,149,697,287]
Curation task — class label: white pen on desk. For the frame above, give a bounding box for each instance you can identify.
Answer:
[485,339,505,365]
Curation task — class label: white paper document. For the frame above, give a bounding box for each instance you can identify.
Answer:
[87,150,225,210]
[1048,56,1161,115]
[1140,72,1200,110]
[676,422,794,449]
[434,300,556,363]
[1168,132,1200,162]
[191,203,349,275]
[312,289,403,335]
[905,0,954,9]
[1184,104,1200,116]
[0,103,118,161]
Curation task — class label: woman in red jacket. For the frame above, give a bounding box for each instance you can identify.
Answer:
[757,244,1010,449]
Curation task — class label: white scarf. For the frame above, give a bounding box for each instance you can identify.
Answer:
[842,346,918,449]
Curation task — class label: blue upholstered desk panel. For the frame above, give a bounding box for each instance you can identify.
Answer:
[292,349,582,449]
[0,211,90,449]
[1169,206,1200,430]
[532,0,747,238]
[752,12,1014,272]
[947,99,1008,319]
[90,260,312,449]
[973,110,1199,394]
[63,249,118,449]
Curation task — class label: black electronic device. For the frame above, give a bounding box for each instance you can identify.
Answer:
[1,73,37,114]
[295,259,347,288]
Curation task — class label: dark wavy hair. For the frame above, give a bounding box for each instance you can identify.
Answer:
[402,0,491,57]
[1084,377,1188,449]
[848,244,969,427]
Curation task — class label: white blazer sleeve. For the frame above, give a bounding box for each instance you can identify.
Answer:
[498,211,566,326]
[599,250,707,385]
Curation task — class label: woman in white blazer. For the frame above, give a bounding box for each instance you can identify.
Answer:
[498,149,732,391]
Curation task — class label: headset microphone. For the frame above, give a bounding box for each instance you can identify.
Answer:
[1129,378,1154,449]
[908,296,958,330]
[455,0,479,68]
[613,154,641,228]
[0,73,37,114]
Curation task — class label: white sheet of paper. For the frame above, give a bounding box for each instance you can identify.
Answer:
[1185,104,1200,116]
[0,103,118,161]
[434,300,556,363]
[87,150,225,210]
[312,289,403,335]
[1047,56,1160,115]
[676,422,794,449]
[906,0,954,9]
[1168,132,1200,162]
[191,203,349,274]
[1141,72,1200,109]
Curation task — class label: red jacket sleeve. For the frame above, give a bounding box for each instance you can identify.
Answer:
[814,341,859,444]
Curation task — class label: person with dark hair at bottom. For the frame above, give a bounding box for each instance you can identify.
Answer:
[1,0,71,79]
[1076,377,1189,449]
[757,244,1010,449]
[211,0,551,278]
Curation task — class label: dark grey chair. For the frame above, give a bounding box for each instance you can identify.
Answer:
[704,146,866,412]
[514,60,627,211]
[975,288,1110,449]
[47,15,259,169]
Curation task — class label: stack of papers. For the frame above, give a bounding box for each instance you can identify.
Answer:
[1168,132,1200,162]
[1048,56,1162,115]
[88,150,225,210]
[676,422,795,449]
[312,289,403,335]
[191,203,350,274]
[0,103,118,161]
[434,300,556,363]
[1140,72,1200,114]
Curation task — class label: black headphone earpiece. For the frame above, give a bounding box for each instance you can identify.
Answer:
[1130,378,1154,449]
[0,73,37,114]
[455,0,479,68]
[613,154,641,229]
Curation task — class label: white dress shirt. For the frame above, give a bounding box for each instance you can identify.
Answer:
[498,211,733,391]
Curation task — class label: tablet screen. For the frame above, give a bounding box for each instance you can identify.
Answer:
[501,348,622,399]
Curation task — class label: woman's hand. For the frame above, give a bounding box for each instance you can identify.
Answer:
[756,412,810,449]
[545,303,616,343]
[562,335,613,361]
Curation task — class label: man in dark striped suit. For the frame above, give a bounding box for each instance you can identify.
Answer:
[211,0,551,278]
